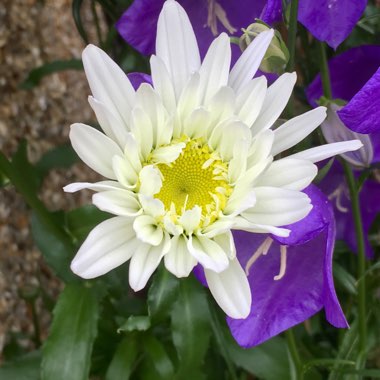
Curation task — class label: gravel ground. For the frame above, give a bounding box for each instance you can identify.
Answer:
[0,0,103,361]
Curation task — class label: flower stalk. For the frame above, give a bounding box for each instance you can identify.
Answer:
[318,40,367,369]
[342,161,367,362]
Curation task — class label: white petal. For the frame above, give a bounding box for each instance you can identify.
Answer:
[179,206,202,234]
[112,155,138,189]
[205,258,251,319]
[209,119,251,161]
[271,107,327,156]
[156,0,201,98]
[256,158,318,190]
[129,233,170,291]
[135,84,170,147]
[88,96,128,148]
[71,217,138,279]
[206,86,236,136]
[228,29,274,92]
[199,33,231,103]
[139,195,165,218]
[187,235,230,272]
[82,45,135,125]
[151,142,185,164]
[251,72,297,136]
[242,187,312,226]
[70,123,123,179]
[133,215,163,246]
[177,73,201,122]
[130,107,154,160]
[139,165,162,196]
[247,129,274,168]
[92,190,141,217]
[232,217,291,236]
[183,107,211,139]
[164,235,197,277]
[288,140,363,163]
[150,55,176,111]
[63,180,123,193]
[224,187,256,216]
[228,139,250,183]
[235,77,267,127]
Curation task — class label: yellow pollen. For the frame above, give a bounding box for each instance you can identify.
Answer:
[155,139,231,219]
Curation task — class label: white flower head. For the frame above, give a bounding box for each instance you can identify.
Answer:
[65,0,362,319]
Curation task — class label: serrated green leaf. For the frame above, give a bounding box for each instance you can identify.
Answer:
[41,283,99,380]
[66,205,111,243]
[117,316,151,333]
[105,336,139,380]
[0,351,41,380]
[31,212,76,282]
[171,276,211,377]
[148,265,179,322]
[20,59,83,89]
[143,334,175,379]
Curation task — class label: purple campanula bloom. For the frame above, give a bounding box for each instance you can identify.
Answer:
[116,0,282,62]
[228,185,348,347]
[195,186,348,346]
[307,45,380,257]
[297,0,367,49]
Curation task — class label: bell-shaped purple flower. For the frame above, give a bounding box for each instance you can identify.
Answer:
[297,0,367,49]
[195,185,348,347]
[227,185,348,347]
[116,0,282,60]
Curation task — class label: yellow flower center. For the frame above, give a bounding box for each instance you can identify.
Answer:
[155,139,232,221]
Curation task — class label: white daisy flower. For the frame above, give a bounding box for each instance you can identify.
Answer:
[64,0,361,319]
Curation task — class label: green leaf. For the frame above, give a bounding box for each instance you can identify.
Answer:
[35,144,79,178]
[227,335,291,380]
[31,212,76,282]
[11,140,40,193]
[143,334,175,379]
[105,336,139,380]
[66,205,111,243]
[148,265,179,322]
[20,59,83,90]
[171,276,211,377]
[42,283,99,380]
[72,0,89,44]
[0,351,41,380]
[333,263,358,296]
[117,316,151,333]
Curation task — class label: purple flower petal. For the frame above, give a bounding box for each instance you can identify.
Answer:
[228,199,348,347]
[116,0,277,62]
[306,45,380,107]
[127,72,152,91]
[273,185,329,246]
[298,0,367,49]
[337,68,380,134]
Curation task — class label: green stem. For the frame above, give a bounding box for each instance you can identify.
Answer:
[342,161,367,364]
[285,0,299,118]
[286,0,299,72]
[318,41,332,99]
[285,329,303,380]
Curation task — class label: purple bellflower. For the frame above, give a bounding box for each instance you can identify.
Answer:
[196,185,348,347]
[297,0,367,49]
[116,0,282,61]
[307,45,380,258]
